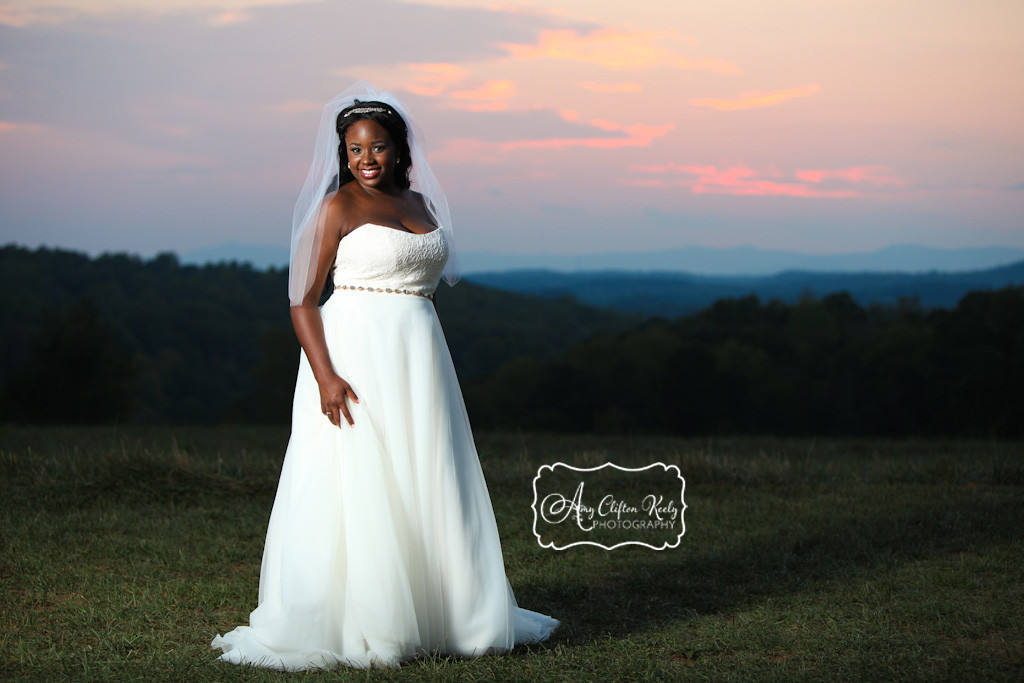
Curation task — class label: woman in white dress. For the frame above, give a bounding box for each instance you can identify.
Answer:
[211,82,560,670]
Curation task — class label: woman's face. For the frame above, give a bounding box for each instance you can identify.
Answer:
[344,119,397,192]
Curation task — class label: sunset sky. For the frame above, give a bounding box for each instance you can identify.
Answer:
[1,0,1022,262]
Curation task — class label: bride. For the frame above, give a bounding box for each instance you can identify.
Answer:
[211,82,560,670]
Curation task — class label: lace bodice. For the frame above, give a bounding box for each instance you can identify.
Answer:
[332,223,448,295]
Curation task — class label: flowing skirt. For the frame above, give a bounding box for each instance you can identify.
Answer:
[211,290,559,670]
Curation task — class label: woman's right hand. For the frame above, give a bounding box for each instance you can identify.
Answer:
[319,373,360,427]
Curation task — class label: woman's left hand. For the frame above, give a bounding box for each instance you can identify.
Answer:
[319,373,359,427]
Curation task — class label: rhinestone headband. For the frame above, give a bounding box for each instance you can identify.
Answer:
[344,106,390,116]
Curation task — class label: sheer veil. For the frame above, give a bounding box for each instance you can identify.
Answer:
[288,81,460,306]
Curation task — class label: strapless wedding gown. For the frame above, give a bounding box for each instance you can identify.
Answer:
[211,224,560,670]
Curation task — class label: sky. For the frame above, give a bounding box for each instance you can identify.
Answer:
[1,0,1023,262]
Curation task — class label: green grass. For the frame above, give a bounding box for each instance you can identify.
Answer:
[1,426,1022,681]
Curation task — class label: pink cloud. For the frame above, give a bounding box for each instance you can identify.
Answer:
[795,166,905,187]
[405,62,469,97]
[501,136,653,151]
[430,138,505,165]
[690,84,821,111]
[0,120,45,133]
[589,118,620,132]
[206,11,249,27]
[501,29,739,73]
[501,119,673,151]
[584,118,674,138]
[431,117,674,159]
[695,179,858,198]
[627,161,907,198]
[0,6,69,27]
[450,79,516,101]
[445,79,517,112]
[402,66,515,111]
[459,101,511,113]
[623,122,674,138]
[580,81,643,94]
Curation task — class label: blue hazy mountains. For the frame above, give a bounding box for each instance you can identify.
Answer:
[468,260,1024,316]
[459,244,1024,276]
[182,242,1024,276]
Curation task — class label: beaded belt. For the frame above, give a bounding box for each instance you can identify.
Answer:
[334,284,435,301]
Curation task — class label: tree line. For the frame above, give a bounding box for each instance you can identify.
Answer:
[0,245,632,425]
[463,289,1024,436]
[2,245,1021,436]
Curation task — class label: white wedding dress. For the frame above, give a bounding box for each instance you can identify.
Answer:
[211,223,560,670]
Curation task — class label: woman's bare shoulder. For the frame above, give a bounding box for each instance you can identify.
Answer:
[406,189,428,206]
[405,190,436,221]
[322,187,359,235]
[327,185,358,208]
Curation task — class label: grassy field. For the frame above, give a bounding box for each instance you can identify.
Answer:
[1,426,1022,681]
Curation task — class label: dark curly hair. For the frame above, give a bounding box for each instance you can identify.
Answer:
[335,100,412,190]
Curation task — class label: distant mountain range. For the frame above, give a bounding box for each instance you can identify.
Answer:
[460,244,1024,276]
[179,242,1024,276]
[466,259,1024,317]
[181,242,290,270]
